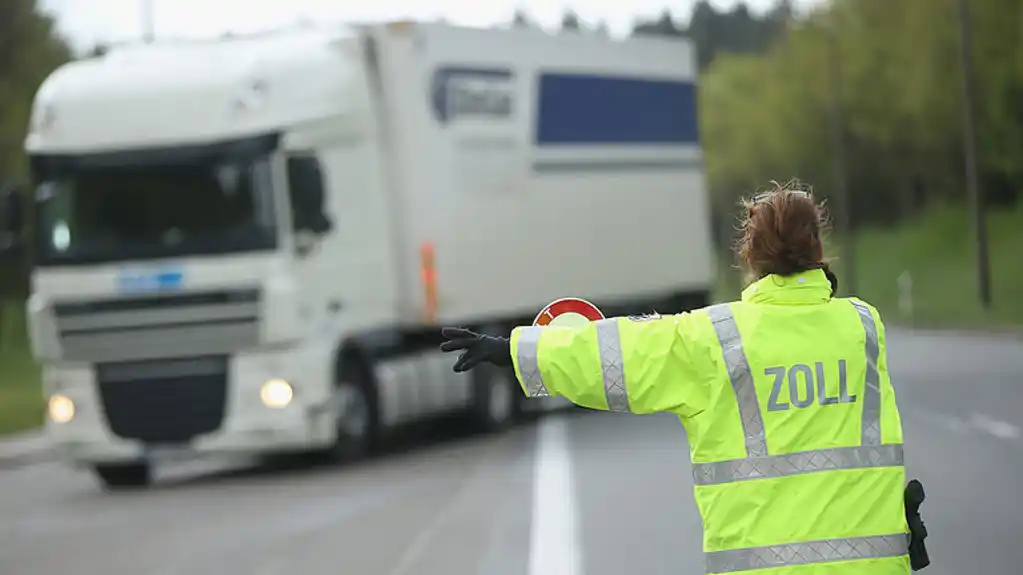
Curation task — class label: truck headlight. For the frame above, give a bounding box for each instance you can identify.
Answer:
[260,379,293,408]
[48,394,75,424]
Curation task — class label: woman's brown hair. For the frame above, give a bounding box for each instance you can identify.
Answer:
[735,180,833,282]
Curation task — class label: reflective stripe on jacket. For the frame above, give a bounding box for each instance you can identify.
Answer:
[509,269,910,574]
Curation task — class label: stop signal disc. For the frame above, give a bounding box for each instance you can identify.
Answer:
[532,297,605,328]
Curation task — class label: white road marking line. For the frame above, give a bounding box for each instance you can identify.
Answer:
[907,409,969,434]
[529,416,581,575]
[968,413,1021,440]
[941,414,971,435]
[908,408,1021,442]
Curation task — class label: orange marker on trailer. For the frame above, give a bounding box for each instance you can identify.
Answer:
[420,241,438,324]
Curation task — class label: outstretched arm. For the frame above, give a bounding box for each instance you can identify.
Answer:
[510,314,711,416]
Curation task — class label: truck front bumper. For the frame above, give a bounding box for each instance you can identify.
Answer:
[49,418,334,468]
[42,345,340,467]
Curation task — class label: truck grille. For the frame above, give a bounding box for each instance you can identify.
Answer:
[54,289,261,363]
[96,357,228,444]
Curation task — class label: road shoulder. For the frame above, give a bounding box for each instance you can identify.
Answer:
[0,429,52,469]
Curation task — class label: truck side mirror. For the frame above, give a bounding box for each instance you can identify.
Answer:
[0,183,26,262]
[1,183,25,235]
[287,155,333,236]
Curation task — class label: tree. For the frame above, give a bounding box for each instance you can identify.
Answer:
[87,43,109,58]
[768,0,796,23]
[630,3,792,70]
[632,9,680,38]
[0,0,72,181]
[512,9,533,28]
[697,0,1023,233]
[560,10,582,32]
[0,0,71,299]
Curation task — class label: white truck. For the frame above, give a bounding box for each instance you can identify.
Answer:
[0,22,714,489]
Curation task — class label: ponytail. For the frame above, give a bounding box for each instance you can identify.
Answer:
[822,264,839,297]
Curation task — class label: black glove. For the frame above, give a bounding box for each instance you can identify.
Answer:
[905,479,930,571]
[440,327,512,373]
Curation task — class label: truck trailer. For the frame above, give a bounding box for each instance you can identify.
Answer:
[1,21,715,489]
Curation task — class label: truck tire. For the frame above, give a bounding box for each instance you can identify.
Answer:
[92,462,151,490]
[471,365,519,433]
[325,361,379,462]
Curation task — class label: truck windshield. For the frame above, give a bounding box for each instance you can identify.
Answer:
[32,157,278,266]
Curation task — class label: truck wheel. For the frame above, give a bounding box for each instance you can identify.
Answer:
[327,363,379,462]
[471,365,519,433]
[92,462,151,490]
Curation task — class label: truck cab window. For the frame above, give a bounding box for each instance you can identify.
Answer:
[31,156,278,266]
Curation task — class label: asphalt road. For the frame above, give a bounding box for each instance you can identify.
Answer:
[0,327,1020,575]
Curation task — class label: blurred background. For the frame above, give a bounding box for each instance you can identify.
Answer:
[0,1,1021,574]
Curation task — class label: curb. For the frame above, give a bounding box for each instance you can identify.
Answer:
[889,323,1023,340]
[0,449,52,470]
[0,432,53,470]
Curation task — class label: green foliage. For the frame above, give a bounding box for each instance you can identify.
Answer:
[0,0,71,181]
[699,0,1023,224]
[631,1,792,70]
[0,1,71,299]
[0,299,43,435]
[845,202,1023,329]
[0,355,42,435]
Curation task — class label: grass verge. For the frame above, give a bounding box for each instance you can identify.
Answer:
[833,201,1023,329]
[0,348,43,436]
[0,299,43,436]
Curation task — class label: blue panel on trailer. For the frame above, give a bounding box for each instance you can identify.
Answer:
[535,73,699,145]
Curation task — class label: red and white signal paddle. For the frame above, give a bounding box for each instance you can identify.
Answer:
[532,297,605,328]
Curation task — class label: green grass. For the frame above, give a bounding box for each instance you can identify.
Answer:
[0,300,43,436]
[0,351,43,435]
[836,201,1023,329]
[715,201,1023,330]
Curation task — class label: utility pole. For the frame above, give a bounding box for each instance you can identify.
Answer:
[825,18,855,295]
[141,0,155,43]
[954,0,992,308]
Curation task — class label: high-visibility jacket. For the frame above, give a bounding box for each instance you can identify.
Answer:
[510,269,910,574]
